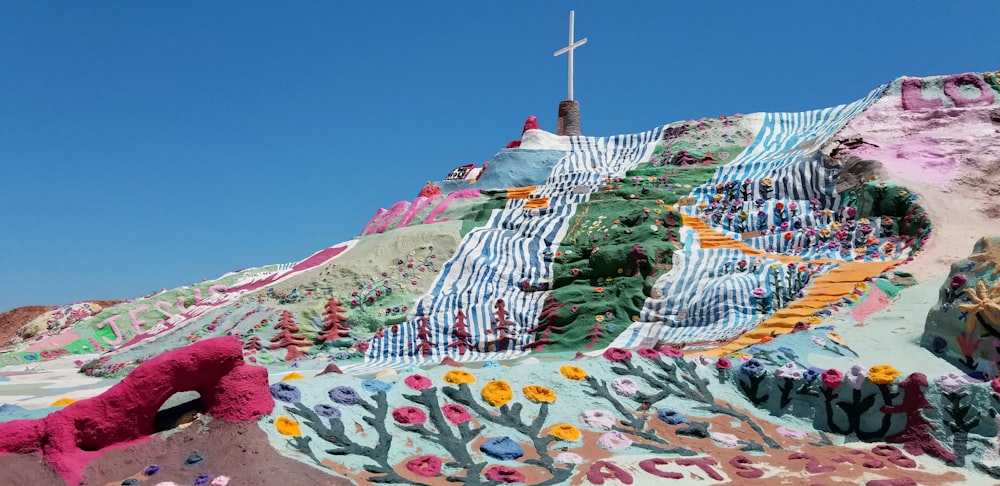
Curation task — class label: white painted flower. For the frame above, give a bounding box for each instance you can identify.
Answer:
[579,409,616,430]
[710,432,740,448]
[775,362,803,380]
[935,373,967,395]
[555,452,584,464]
[844,364,867,390]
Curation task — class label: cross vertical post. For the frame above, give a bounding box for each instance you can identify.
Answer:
[553,10,587,101]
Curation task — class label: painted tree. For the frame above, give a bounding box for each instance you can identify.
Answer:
[586,321,605,350]
[447,309,474,355]
[268,310,311,360]
[485,299,517,352]
[243,336,262,351]
[316,297,351,345]
[414,316,435,357]
[524,296,568,351]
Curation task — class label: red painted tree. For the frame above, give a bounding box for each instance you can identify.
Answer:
[586,322,605,350]
[485,299,518,352]
[525,296,568,351]
[447,309,474,355]
[317,297,351,345]
[414,316,436,357]
[881,372,957,461]
[268,310,311,361]
[243,336,262,351]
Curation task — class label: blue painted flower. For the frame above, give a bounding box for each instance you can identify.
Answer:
[657,408,690,425]
[329,386,362,405]
[930,335,947,354]
[803,368,821,383]
[314,404,342,419]
[362,379,392,393]
[269,382,301,403]
[740,358,766,379]
[480,436,525,460]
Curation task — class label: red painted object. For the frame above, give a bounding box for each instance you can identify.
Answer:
[0,336,273,485]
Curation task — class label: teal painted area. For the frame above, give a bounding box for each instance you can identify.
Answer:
[436,149,565,193]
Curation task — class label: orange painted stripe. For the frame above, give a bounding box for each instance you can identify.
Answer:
[506,186,537,199]
[678,214,899,357]
[524,198,550,209]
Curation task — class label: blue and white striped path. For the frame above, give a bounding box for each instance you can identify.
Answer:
[348,128,664,372]
[613,85,889,349]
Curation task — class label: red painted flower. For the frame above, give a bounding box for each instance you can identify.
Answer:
[991,377,1000,396]
[392,406,427,425]
[441,403,471,424]
[404,374,433,391]
[603,348,632,362]
[636,348,661,360]
[484,465,526,483]
[659,347,684,358]
[405,455,442,477]
[356,341,370,352]
[956,332,980,357]
[715,357,732,370]
[821,368,843,389]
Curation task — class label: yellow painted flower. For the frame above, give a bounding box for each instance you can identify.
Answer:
[560,365,587,380]
[482,380,513,406]
[523,385,556,403]
[827,332,846,345]
[631,315,640,322]
[856,282,869,291]
[275,416,301,436]
[281,372,305,382]
[443,370,476,385]
[858,218,870,225]
[868,365,900,385]
[761,178,773,187]
[806,316,822,324]
[830,221,842,231]
[847,293,861,302]
[595,315,605,323]
[50,398,76,407]
[549,423,581,441]
[819,228,831,237]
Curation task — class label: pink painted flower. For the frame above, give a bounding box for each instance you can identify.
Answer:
[356,341,370,352]
[821,369,843,389]
[405,455,442,477]
[598,431,633,450]
[636,348,661,360]
[715,357,732,370]
[441,403,471,424]
[391,406,427,425]
[484,465,526,483]
[404,374,432,391]
[992,377,1000,396]
[659,347,684,358]
[611,377,639,397]
[603,347,632,362]
[844,365,867,390]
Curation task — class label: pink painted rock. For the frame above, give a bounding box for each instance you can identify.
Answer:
[0,336,273,485]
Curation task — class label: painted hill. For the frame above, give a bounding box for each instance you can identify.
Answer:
[1,71,1000,485]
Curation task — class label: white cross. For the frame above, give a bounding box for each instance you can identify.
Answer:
[553,10,587,101]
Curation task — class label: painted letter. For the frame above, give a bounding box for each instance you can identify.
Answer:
[943,73,994,107]
[586,461,634,485]
[396,195,441,228]
[901,78,942,110]
[675,458,724,481]
[209,284,228,299]
[96,315,124,346]
[423,189,482,225]
[155,300,175,318]
[638,458,683,479]
[729,455,765,479]
[128,306,150,334]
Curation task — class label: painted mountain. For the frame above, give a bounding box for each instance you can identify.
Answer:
[1,71,1000,485]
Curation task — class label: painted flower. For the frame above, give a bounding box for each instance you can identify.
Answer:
[481,437,524,460]
[992,377,1000,396]
[603,347,633,362]
[657,408,690,425]
[555,452,584,464]
[637,348,661,360]
[314,403,341,419]
[549,423,581,441]
[752,287,767,298]
[611,377,639,397]
[740,358,766,378]
[935,373,967,395]
[659,347,684,358]
[275,416,301,436]
[441,403,471,424]
[329,386,362,405]
[443,370,476,385]
[821,368,843,389]
[711,432,740,448]
[775,362,803,380]
[362,379,392,393]
[811,336,827,347]
[867,365,900,386]
[404,374,433,391]
[803,368,821,383]
[405,455,443,477]
[715,357,732,370]
[845,365,867,389]
[776,426,808,440]
[559,365,587,380]
[579,409,616,430]
[598,431,633,450]
[481,380,513,407]
[484,465,525,483]
[523,385,556,403]
[392,406,428,425]
[269,382,301,403]
[956,331,981,357]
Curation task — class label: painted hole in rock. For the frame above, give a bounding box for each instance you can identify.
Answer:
[154,390,204,432]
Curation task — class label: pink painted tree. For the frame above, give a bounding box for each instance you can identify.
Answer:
[485,299,517,352]
[268,310,311,361]
[524,296,568,351]
[447,309,474,355]
[316,297,351,345]
[586,321,605,350]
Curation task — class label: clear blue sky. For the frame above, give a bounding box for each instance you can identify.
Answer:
[1,1,996,311]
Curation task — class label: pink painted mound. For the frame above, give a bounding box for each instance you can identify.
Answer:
[0,336,273,485]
